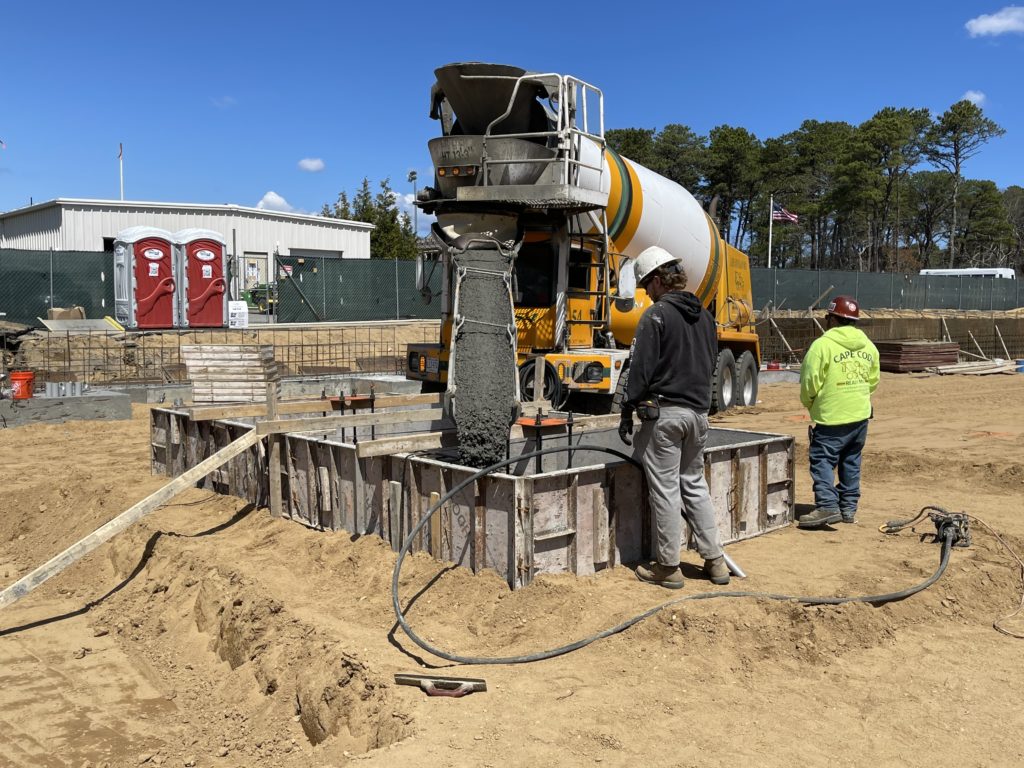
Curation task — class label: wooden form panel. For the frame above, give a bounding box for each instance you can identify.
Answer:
[149,409,794,590]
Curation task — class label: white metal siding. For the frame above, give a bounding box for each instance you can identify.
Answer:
[0,207,63,250]
[1,200,371,258]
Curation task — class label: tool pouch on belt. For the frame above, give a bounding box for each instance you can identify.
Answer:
[636,399,660,421]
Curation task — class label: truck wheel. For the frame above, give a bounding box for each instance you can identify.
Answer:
[736,350,758,407]
[711,349,737,413]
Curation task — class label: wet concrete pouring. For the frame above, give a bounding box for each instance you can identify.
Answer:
[448,243,519,468]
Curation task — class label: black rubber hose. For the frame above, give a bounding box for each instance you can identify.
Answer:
[391,444,957,666]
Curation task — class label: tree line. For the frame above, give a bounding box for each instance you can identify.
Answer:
[321,101,1023,274]
[606,100,1023,273]
[321,177,418,261]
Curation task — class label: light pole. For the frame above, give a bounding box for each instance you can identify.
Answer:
[407,170,418,236]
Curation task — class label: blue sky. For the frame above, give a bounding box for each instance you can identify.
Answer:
[2,1,1022,233]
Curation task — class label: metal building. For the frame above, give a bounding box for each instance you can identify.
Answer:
[0,198,373,292]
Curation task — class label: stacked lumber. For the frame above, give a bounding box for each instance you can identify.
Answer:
[925,360,1019,376]
[182,345,279,404]
[876,340,960,373]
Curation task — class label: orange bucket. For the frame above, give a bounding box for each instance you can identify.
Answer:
[10,370,35,400]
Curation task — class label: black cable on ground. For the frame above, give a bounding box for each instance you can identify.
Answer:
[882,505,1024,639]
[391,444,961,666]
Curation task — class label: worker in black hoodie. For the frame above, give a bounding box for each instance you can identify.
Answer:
[618,246,729,589]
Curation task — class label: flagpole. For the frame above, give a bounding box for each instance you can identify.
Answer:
[767,193,774,269]
[119,143,124,201]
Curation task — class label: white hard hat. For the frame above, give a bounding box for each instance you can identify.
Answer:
[633,246,681,287]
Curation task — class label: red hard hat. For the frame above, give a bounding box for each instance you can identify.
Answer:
[827,295,860,320]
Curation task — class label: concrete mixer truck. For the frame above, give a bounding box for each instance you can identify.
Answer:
[406,63,760,465]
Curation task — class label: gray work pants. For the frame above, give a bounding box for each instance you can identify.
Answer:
[636,405,722,566]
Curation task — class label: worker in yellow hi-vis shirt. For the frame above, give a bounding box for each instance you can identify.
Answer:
[797,295,880,529]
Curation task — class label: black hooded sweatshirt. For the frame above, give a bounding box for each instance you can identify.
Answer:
[623,290,717,414]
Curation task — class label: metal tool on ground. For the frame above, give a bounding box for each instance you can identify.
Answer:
[395,673,487,698]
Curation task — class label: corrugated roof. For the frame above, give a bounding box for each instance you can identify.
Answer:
[0,198,374,231]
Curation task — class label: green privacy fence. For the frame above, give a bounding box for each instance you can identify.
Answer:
[274,257,442,323]
[750,268,1022,312]
[0,250,114,326]
[2,250,1020,328]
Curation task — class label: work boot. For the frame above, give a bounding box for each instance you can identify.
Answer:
[704,556,731,585]
[840,512,858,524]
[798,508,841,529]
[635,562,684,590]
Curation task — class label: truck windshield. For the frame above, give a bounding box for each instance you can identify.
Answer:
[513,240,557,307]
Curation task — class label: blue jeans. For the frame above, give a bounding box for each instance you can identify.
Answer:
[808,420,869,516]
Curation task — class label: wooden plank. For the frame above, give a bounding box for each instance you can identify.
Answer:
[181,346,275,357]
[593,486,610,565]
[389,481,403,550]
[0,430,261,610]
[187,392,443,422]
[189,400,334,421]
[355,431,450,458]
[256,408,445,436]
[428,491,442,558]
[268,436,284,520]
[318,465,332,523]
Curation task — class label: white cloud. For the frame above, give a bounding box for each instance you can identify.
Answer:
[391,190,435,235]
[210,95,238,109]
[256,191,296,212]
[966,6,1024,36]
[962,89,986,105]
[298,158,325,172]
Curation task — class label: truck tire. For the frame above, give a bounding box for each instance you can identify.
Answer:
[736,350,758,407]
[711,349,737,413]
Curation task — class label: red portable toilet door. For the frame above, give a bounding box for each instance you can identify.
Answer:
[185,239,226,327]
[133,238,175,328]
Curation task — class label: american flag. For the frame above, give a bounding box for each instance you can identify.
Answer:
[772,202,799,223]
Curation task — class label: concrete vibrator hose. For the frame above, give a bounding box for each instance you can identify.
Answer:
[391,444,968,666]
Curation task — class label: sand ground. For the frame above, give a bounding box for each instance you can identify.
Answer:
[1,372,1023,768]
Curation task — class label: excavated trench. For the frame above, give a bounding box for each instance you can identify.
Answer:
[101,534,413,755]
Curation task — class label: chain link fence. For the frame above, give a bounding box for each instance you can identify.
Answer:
[751,268,1023,312]
[273,257,442,323]
[0,249,114,326]
[3,250,1021,328]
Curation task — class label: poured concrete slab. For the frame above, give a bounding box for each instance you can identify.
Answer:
[0,391,132,428]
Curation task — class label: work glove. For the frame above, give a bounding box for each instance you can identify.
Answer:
[618,414,634,446]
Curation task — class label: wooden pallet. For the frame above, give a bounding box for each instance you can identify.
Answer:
[182,344,280,404]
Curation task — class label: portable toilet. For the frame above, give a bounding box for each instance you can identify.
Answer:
[174,229,228,328]
[113,226,177,329]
